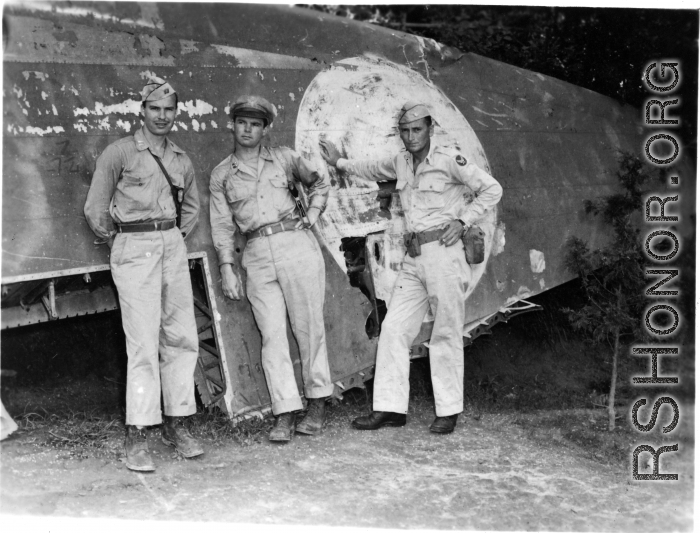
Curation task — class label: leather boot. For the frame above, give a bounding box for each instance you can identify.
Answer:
[161,416,204,458]
[296,398,326,435]
[430,414,459,434]
[352,411,406,430]
[124,425,155,472]
[269,412,296,442]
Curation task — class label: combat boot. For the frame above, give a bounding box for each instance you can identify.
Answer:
[296,397,326,435]
[161,416,204,458]
[269,412,296,442]
[124,425,155,472]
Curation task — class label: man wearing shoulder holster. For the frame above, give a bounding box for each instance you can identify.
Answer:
[209,95,333,442]
[84,77,203,471]
[320,102,503,434]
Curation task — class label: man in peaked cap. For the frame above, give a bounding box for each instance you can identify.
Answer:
[209,95,333,442]
[320,101,503,434]
[85,76,203,471]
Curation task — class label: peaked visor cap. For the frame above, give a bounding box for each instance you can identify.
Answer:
[398,101,431,124]
[231,95,277,124]
[141,76,176,102]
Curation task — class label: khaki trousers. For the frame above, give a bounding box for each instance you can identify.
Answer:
[373,240,472,417]
[243,229,333,415]
[110,228,199,426]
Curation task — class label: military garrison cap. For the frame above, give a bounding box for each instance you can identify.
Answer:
[140,76,176,102]
[231,95,277,124]
[398,101,431,124]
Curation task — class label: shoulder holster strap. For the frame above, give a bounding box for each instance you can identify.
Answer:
[148,149,183,229]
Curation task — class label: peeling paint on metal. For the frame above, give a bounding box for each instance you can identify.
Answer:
[529,249,546,273]
[20,1,165,30]
[492,222,506,256]
[211,44,319,70]
[22,71,49,81]
[472,106,508,118]
[179,99,214,117]
[296,55,499,302]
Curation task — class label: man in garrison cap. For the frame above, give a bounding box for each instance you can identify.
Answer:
[209,95,333,442]
[84,76,203,471]
[320,101,503,434]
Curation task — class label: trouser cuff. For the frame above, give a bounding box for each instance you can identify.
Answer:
[304,384,335,399]
[126,412,163,427]
[435,403,464,417]
[373,401,408,415]
[271,396,304,416]
[163,404,196,418]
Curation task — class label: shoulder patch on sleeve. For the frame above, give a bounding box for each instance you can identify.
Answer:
[455,154,468,166]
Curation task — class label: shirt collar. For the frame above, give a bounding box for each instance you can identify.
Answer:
[134,127,185,154]
[403,140,437,168]
[230,145,273,172]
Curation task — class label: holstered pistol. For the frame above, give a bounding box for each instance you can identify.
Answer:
[462,226,485,264]
[403,232,421,258]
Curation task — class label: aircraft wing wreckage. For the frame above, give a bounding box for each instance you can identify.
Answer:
[2,2,648,418]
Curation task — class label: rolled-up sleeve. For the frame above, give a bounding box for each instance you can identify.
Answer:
[209,166,237,266]
[452,160,503,227]
[84,144,122,243]
[180,158,200,237]
[337,157,397,182]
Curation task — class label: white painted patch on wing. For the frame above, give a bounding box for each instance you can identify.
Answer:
[211,44,318,70]
[25,125,62,135]
[52,105,58,116]
[179,99,214,117]
[296,55,498,310]
[492,222,506,256]
[192,119,200,132]
[210,121,218,129]
[180,40,200,54]
[40,91,48,100]
[139,70,158,80]
[116,119,132,132]
[22,71,49,81]
[539,278,545,290]
[22,2,164,29]
[289,93,296,102]
[529,249,546,273]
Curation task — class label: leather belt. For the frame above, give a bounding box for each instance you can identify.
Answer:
[405,226,446,247]
[117,220,177,233]
[245,219,300,241]
[414,226,446,246]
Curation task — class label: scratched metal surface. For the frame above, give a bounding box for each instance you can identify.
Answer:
[2,2,656,414]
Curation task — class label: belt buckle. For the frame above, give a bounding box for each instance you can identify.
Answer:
[263,226,274,237]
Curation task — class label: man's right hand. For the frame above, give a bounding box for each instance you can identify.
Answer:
[220,264,242,300]
[319,139,343,167]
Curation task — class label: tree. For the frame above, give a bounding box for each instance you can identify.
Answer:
[563,153,662,430]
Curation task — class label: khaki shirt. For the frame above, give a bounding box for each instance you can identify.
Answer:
[209,146,329,266]
[338,142,502,233]
[84,127,200,241]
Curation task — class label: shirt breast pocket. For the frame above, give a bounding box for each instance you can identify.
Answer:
[269,174,290,209]
[417,178,447,208]
[225,180,256,223]
[117,169,152,214]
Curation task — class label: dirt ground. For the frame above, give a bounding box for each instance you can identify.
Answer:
[0,385,694,532]
[1,291,694,532]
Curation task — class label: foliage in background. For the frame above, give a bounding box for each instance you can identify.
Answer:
[301,5,698,152]
[563,152,662,429]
